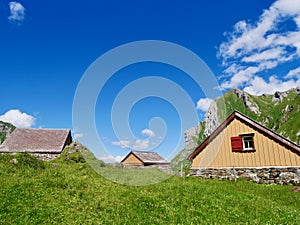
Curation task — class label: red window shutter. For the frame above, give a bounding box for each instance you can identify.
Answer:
[231,136,243,152]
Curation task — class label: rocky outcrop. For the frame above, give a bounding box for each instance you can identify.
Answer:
[171,123,203,170]
[0,122,15,144]
[0,123,10,133]
[204,100,219,137]
[233,88,260,114]
[272,91,287,103]
[181,100,222,162]
[184,124,202,150]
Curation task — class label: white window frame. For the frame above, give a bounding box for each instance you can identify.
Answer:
[242,136,254,150]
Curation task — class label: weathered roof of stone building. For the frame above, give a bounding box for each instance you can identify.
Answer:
[0,128,72,153]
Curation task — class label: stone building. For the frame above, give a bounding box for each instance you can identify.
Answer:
[0,128,72,161]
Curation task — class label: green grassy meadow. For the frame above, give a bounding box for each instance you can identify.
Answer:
[0,153,299,225]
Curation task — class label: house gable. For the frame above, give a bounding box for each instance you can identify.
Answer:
[121,151,168,166]
[121,152,144,166]
[189,111,300,168]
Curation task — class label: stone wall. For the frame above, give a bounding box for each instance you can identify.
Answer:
[190,167,300,185]
[30,153,61,161]
[0,152,61,161]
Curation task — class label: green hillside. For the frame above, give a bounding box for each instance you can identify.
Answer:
[215,88,300,144]
[0,148,299,224]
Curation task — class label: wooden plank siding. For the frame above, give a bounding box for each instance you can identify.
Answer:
[191,118,300,169]
[122,153,144,166]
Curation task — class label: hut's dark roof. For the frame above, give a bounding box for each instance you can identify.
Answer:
[122,151,168,164]
[0,128,71,153]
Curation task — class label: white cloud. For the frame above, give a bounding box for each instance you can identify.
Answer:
[275,0,300,16]
[113,155,124,162]
[111,140,131,149]
[133,139,150,149]
[8,2,25,24]
[243,76,300,95]
[99,155,124,163]
[112,129,158,150]
[241,48,285,63]
[223,63,241,75]
[0,109,36,128]
[218,0,300,94]
[74,133,84,139]
[141,129,155,138]
[112,138,151,149]
[196,98,213,112]
[72,128,84,139]
[221,66,259,89]
[286,67,300,78]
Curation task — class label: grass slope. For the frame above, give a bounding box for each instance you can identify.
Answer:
[0,152,299,224]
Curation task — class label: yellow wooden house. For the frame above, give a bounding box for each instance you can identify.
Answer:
[189,111,300,169]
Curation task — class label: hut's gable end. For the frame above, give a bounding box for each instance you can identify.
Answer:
[191,112,300,169]
[121,151,168,166]
[122,153,144,166]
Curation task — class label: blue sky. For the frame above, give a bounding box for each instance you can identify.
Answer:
[1,0,299,161]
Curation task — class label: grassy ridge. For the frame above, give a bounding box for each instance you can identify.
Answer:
[0,153,299,224]
[215,88,300,144]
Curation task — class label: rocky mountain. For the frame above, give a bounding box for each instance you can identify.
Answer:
[216,87,300,144]
[171,86,300,169]
[0,121,15,144]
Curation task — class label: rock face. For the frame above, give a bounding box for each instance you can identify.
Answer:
[170,123,202,169]
[0,123,9,133]
[0,122,14,135]
[204,100,219,137]
[272,91,287,103]
[0,122,15,144]
[233,88,260,114]
[181,100,220,161]
[184,124,202,150]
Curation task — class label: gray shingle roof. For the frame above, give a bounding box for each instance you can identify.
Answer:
[0,128,72,153]
[122,151,168,164]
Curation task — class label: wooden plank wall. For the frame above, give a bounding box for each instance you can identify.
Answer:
[122,153,144,165]
[191,118,300,168]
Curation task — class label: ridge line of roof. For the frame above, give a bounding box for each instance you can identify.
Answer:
[132,150,161,153]
[14,128,71,131]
